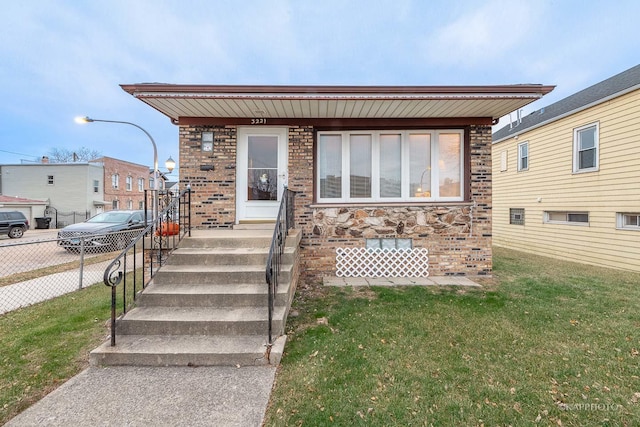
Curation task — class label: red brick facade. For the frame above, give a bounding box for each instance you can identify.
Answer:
[179,125,492,282]
[98,157,150,211]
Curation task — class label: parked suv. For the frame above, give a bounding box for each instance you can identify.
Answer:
[0,211,29,238]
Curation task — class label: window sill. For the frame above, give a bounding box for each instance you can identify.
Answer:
[310,201,473,209]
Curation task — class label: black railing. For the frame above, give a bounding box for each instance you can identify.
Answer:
[265,187,295,346]
[103,187,191,346]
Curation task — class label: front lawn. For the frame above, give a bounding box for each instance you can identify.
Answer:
[265,247,640,426]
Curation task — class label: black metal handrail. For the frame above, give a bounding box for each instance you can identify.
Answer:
[103,187,191,346]
[265,187,295,346]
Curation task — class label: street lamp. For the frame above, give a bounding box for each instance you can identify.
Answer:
[75,116,175,218]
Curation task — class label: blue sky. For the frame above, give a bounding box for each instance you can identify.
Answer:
[1,0,638,174]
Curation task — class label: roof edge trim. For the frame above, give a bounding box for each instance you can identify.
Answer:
[493,82,640,144]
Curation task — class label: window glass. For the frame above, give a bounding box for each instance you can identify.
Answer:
[350,134,372,198]
[624,214,640,227]
[366,238,413,249]
[317,130,462,202]
[379,134,401,198]
[409,134,431,197]
[574,124,598,172]
[518,142,528,171]
[438,133,461,197]
[510,208,525,225]
[247,135,278,201]
[546,211,589,224]
[319,134,342,198]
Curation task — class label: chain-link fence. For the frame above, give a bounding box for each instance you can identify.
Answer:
[44,207,90,228]
[0,229,144,315]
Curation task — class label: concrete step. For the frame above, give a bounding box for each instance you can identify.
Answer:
[137,282,291,307]
[90,334,287,367]
[180,229,273,249]
[166,246,296,266]
[117,306,286,336]
[153,263,293,285]
[234,222,276,230]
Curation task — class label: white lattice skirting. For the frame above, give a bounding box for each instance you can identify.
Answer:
[336,247,429,278]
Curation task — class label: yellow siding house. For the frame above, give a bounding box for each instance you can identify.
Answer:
[492,64,640,272]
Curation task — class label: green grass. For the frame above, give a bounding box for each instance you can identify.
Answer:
[265,247,640,426]
[0,275,139,425]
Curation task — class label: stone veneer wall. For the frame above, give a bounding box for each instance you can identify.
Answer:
[179,125,237,228]
[179,124,492,280]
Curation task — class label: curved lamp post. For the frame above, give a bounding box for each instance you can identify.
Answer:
[75,116,175,218]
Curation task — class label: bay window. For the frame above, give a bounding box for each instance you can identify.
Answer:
[317,130,464,203]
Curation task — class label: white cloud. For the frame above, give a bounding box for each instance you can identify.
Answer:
[422,0,545,69]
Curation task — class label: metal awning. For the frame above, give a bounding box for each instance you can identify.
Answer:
[121,84,555,123]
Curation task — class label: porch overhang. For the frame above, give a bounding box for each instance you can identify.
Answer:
[120,84,555,126]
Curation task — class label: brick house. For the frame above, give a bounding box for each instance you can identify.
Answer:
[121,84,553,280]
[95,156,160,211]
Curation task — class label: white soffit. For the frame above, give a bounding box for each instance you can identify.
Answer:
[124,86,554,121]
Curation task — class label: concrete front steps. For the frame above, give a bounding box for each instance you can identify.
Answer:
[90,227,301,368]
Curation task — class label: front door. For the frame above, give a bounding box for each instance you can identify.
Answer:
[236,127,288,222]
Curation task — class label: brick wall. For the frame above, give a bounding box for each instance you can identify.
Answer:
[179,125,237,228]
[179,124,493,281]
[100,157,149,210]
[291,125,493,283]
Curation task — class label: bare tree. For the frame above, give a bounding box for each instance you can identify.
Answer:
[48,147,102,163]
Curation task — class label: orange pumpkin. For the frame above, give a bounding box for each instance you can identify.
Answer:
[156,222,180,236]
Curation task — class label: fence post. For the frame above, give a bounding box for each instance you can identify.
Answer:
[78,238,85,289]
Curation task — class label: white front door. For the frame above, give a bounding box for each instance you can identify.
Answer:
[236,127,288,222]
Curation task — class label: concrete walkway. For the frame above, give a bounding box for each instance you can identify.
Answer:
[5,365,276,427]
[5,274,483,426]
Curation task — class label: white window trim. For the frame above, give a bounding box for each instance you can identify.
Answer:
[617,213,640,230]
[573,122,599,173]
[500,151,508,172]
[126,176,133,191]
[112,174,119,189]
[138,178,144,192]
[544,211,590,226]
[316,129,464,203]
[517,141,529,172]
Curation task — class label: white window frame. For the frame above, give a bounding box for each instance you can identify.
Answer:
[127,199,133,210]
[544,211,589,225]
[138,178,144,192]
[573,122,599,173]
[112,200,119,210]
[517,141,529,171]
[47,175,54,185]
[93,180,99,193]
[617,213,640,230]
[112,174,119,189]
[126,176,133,191]
[316,129,464,203]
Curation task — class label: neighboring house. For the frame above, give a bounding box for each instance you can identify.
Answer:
[121,83,553,279]
[0,195,48,227]
[492,64,640,272]
[0,160,105,225]
[0,156,161,227]
[94,156,151,211]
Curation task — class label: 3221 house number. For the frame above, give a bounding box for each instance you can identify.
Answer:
[250,118,267,125]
